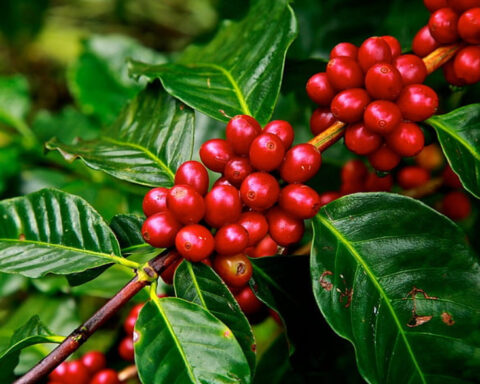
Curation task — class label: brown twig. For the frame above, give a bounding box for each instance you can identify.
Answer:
[118,364,138,382]
[401,177,443,199]
[15,250,173,384]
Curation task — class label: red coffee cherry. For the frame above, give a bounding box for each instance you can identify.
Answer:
[306,73,336,106]
[160,251,183,285]
[167,185,205,225]
[142,187,168,217]
[387,122,425,157]
[128,303,144,320]
[90,369,121,384]
[363,100,402,135]
[368,145,402,171]
[247,234,278,258]
[237,212,269,246]
[49,362,69,382]
[200,139,234,173]
[280,144,322,183]
[175,224,215,262]
[224,157,253,187]
[331,88,371,123]
[344,122,382,155]
[81,351,106,375]
[213,253,253,287]
[382,35,402,58]
[442,164,462,188]
[423,0,448,12]
[225,115,261,155]
[263,120,295,149]
[365,63,403,100]
[249,133,285,171]
[428,8,459,43]
[365,173,394,191]
[318,191,341,207]
[279,184,321,219]
[412,25,441,57]
[326,57,364,90]
[341,159,368,185]
[240,172,280,211]
[267,206,305,246]
[442,191,471,220]
[358,36,393,72]
[142,211,182,248]
[458,8,480,44]
[215,224,249,255]
[397,166,431,189]
[118,337,134,362]
[204,185,242,228]
[175,161,209,196]
[235,286,264,315]
[447,0,480,12]
[310,107,336,136]
[213,176,233,188]
[453,46,480,84]
[330,42,358,59]
[64,361,91,384]
[393,54,428,85]
[124,315,137,336]
[415,144,445,170]
[443,59,466,86]
[396,84,439,122]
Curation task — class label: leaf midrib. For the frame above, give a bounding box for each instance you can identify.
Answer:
[185,262,207,308]
[317,214,426,384]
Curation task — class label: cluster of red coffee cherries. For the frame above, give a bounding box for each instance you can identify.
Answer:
[414,0,480,85]
[48,351,120,384]
[141,115,322,291]
[308,35,439,172]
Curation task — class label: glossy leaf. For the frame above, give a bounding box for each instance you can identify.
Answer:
[174,261,256,374]
[312,193,480,383]
[129,0,297,125]
[134,297,251,384]
[0,316,62,381]
[110,214,152,254]
[46,83,194,187]
[69,34,167,124]
[0,188,125,278]
[427,104,480,199]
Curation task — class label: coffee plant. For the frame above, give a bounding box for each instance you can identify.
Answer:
[0,0,479,383]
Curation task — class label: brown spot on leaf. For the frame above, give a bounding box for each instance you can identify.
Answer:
[441,312,455,326]
[319,271,333,291]
[179,104,185,111]
[407,315,432,328]
[403,286,437,328]
[223,330,232,338]
[251,344,257,352]
[18,234,26,241]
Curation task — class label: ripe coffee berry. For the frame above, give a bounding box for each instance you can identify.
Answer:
[363,100,402,135]
[90,369,121,384]
[215,224,249,255]
[310,107,336,135]
[267,206,305,246]
[326,57,364,90]
[428,8,459,43]
[365,173,393,191]
[225,115,261,155]
[237,212,269,246]
[279,184,321,219]
[306,73,336,106]
[175,224,215,262]
[213,176,233,188]
[118,337,134,361]
[249,132,285,171]
[442,165,462,188]
[81,351,106,375]
[330,88,371,123]
[382,35,402,58]
[318,191,341,207]
[142,187,168,217]
[443,59,466,86]
[247,234,278,258]
[224,157,253,187]
[200,139,234,173]
[412,25,440,57]
[142,211,182,248]
[64,361,90,384]
[235,286,264,315]
[447,0,480,12]
[368,145,401,171]
[396,84,438,122]
[423,0,448,12]
[344,122,382,155]
[124,314,137,336]
[442,191,471,220]
[365,63,403,100]
[393,54,428,85]
[213,253,253,287]
[457,8,480,44]
[204,185,242,228]
[387,122,425,157]
[263,120,295,149]
[49,362,69,382]
[358,36,392,72]
[453,46,480,84]
[160,251,183,285]
[280,144,322,183]
[174,161,209,196]
[167,184,205,225]
[240,172,280,211]
[397,166,431,189]
[330,42,358,59]
[341,159,368,185]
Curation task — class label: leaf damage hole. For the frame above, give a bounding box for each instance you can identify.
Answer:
[319,271,333,291]
[403,286,438,328]
[441,312,455,326]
